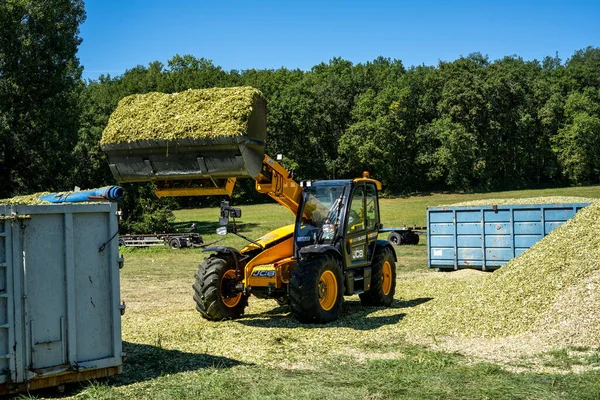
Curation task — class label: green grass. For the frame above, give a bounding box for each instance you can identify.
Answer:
[27,185,600,399]
[379,185,600,227]
[27,346,600,399]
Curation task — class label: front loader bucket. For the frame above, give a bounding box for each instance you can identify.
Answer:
[101,98,267,183]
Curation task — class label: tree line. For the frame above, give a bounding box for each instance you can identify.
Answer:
[78,49,600,194]
[1,1,600,230]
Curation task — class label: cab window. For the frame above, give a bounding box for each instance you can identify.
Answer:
[365,183,379,230]
[346,186,365,232]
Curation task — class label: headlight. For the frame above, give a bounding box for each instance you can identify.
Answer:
[322,224,335,234]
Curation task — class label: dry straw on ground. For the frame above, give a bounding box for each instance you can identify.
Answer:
[404,200,600,346]
[101,87,264,145]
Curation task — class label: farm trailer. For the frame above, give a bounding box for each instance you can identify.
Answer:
[381,226,426,246]
[0,202,123,394]
[119,233,204,248]
[427,202,591,271]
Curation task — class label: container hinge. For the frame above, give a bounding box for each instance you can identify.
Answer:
[117,257,125,269]
[119,301,126,316]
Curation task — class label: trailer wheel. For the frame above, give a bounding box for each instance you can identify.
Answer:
[193,255,248,320]
[408,232,420,245]
[289,254,344,323]
[118,238,126,247]
[192,235,204,245]
[388,232,402,246]
[169,238,181,249]
[360,246,396,306]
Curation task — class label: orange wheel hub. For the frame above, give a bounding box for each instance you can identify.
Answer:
[382,261,392,295]
[221,269,242,308]
[318,270,338,311]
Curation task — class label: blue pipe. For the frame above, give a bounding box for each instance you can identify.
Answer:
[39,186,125,203]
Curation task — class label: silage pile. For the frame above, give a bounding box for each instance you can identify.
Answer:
[0,193,51,205]
[443,196,594,207]
[101,86,264,145]
[405,200,600,346]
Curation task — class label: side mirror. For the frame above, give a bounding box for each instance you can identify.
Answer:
[216,226,228,235]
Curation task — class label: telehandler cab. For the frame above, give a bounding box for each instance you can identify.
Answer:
[101,87,397,323]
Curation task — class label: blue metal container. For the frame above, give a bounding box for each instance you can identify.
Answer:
[427,203,591,271]
[0,203,123,393]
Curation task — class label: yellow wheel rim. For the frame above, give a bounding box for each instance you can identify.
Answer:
[318,270,338,311]
[382,261,392,296]
[221,269,242,308]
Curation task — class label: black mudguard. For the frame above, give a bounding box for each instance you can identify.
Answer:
[299,244,342,259]
[202,245,242,256]
[374,240,397,261]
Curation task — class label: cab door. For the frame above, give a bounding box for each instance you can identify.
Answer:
[343,184,369,269]
[363,182,381,261]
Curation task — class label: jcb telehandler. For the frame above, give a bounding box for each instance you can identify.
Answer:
[102,88,397,323]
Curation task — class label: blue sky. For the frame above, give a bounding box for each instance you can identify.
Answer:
[79,0,600,80]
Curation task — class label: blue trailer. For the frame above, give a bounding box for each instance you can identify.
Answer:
[427,202,591,271]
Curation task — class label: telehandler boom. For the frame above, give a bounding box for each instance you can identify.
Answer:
[102,87,396,323]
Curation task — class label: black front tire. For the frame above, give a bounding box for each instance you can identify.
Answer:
[289,254,344,324]
[193,255,248,320]
[360,246,396,306]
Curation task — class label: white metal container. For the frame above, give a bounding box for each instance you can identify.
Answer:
[0,203,122,393]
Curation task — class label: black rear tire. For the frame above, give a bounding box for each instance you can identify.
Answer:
[193,255,248,320]
[360,246,396,306]
[169,238,181,249]
[289,254,344,323]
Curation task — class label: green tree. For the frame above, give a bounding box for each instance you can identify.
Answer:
[552,89,600,184]
[418,116,477,190]
[74,46,600,200]
[0,0,85,197]
[340,64,441,192]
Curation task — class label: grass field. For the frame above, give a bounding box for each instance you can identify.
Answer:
[24,186,600,399]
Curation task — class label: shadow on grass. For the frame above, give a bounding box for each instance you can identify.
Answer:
[171,221,260,235]
[237,297,433,331]
[19,342,248,398]
[113,342,248,386]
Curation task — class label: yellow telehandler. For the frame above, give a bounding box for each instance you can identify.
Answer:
[101,88,396,323]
